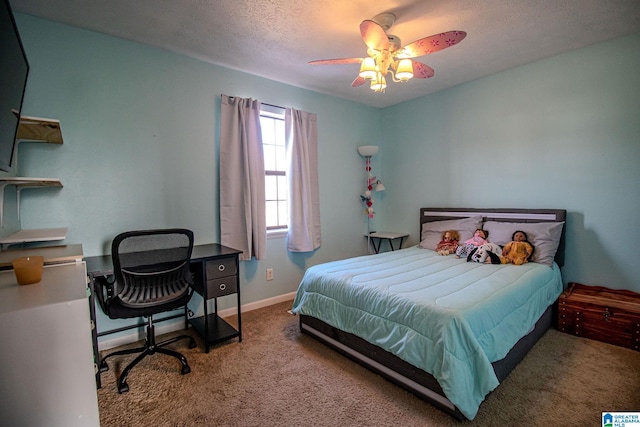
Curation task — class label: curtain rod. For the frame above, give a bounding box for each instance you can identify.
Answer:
[221,94,284,110]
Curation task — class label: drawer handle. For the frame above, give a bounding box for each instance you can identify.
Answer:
[219,283,226,291]
[218,264,226,272]
[603,308,611,322]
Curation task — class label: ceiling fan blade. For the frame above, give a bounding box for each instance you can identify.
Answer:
[360,20,390,51]
[397,31,467,59]
[411,61,435,79]
[351,76,366,87]
[309,58,363,65]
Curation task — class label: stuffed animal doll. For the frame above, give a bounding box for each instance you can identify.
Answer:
[467,243,503,264]
[455,229,489,258]
[500,241,534,265]
[436,230,459,255]
[500,230,535,265]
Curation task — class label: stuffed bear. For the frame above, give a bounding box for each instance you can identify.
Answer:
[467,243,503,264]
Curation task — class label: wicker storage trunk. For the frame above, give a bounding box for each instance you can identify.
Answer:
[557,282,640,351]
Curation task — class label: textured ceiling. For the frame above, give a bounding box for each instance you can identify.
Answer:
[10,0,640,108]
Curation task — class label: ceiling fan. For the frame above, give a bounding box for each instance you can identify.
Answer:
[309,13,466,93]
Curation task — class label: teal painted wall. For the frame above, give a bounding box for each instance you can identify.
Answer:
[379,33,640,292]
[6,14,639,341]
[8,14,381,337]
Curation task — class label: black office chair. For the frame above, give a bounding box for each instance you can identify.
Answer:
[95,229,197,393]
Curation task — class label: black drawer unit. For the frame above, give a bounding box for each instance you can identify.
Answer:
[206,276,238,298]
[189,244,242,353]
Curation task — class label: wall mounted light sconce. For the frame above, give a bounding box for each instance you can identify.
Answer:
[357,145,378,157]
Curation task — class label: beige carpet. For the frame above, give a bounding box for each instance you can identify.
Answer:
[97,301,640,426]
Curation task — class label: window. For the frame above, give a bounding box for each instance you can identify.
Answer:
[260,109,288,230]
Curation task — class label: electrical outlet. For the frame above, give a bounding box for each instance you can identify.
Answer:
[266,268,274,281]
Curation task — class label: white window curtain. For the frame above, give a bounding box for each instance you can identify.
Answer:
[285,108,321,252]
[219,95,266,261]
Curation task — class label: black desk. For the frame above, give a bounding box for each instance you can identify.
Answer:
[85,243,242,388]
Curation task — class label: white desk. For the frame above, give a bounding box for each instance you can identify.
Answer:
[366,232,409,254]
[0,261,100,427]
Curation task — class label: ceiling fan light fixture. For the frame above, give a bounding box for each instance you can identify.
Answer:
[359,57,377,80]
[309,16,466,95]
[395,59,414,81]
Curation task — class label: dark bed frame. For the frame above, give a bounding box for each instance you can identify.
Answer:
[299,208,567,420]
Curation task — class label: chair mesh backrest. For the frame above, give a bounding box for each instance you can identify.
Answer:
[112,229,194,308]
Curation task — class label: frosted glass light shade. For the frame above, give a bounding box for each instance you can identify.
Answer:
[370,75,387,92]
[359,57,377,80]
[357,145,378,157]
[395,59,414,81]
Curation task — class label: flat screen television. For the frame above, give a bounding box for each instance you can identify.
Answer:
[0,0,30,173]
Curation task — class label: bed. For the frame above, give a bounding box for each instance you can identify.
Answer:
[291,208,567,420]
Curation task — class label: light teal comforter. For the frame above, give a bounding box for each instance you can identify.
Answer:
[291,246,563,420]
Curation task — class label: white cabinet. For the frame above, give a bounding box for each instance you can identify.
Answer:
[0,261,100,427]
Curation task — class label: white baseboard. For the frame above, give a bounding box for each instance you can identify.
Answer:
[98,292,297,351]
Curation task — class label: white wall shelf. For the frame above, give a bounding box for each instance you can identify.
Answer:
[0,116,65,247]
[0,178,63,228]
[0,227,68,248]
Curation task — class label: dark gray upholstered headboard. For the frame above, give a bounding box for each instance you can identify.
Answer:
[419,208,567,267]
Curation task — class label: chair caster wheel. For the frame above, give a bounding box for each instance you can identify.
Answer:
[181,364,191,375]
[117,382,129,393]
[99,361,109,373]
[188,339,197,349]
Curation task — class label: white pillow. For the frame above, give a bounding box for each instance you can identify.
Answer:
[482,221,565,267]
[419,216,483,251]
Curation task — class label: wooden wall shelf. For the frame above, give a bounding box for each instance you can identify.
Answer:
[16,116,63,144]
